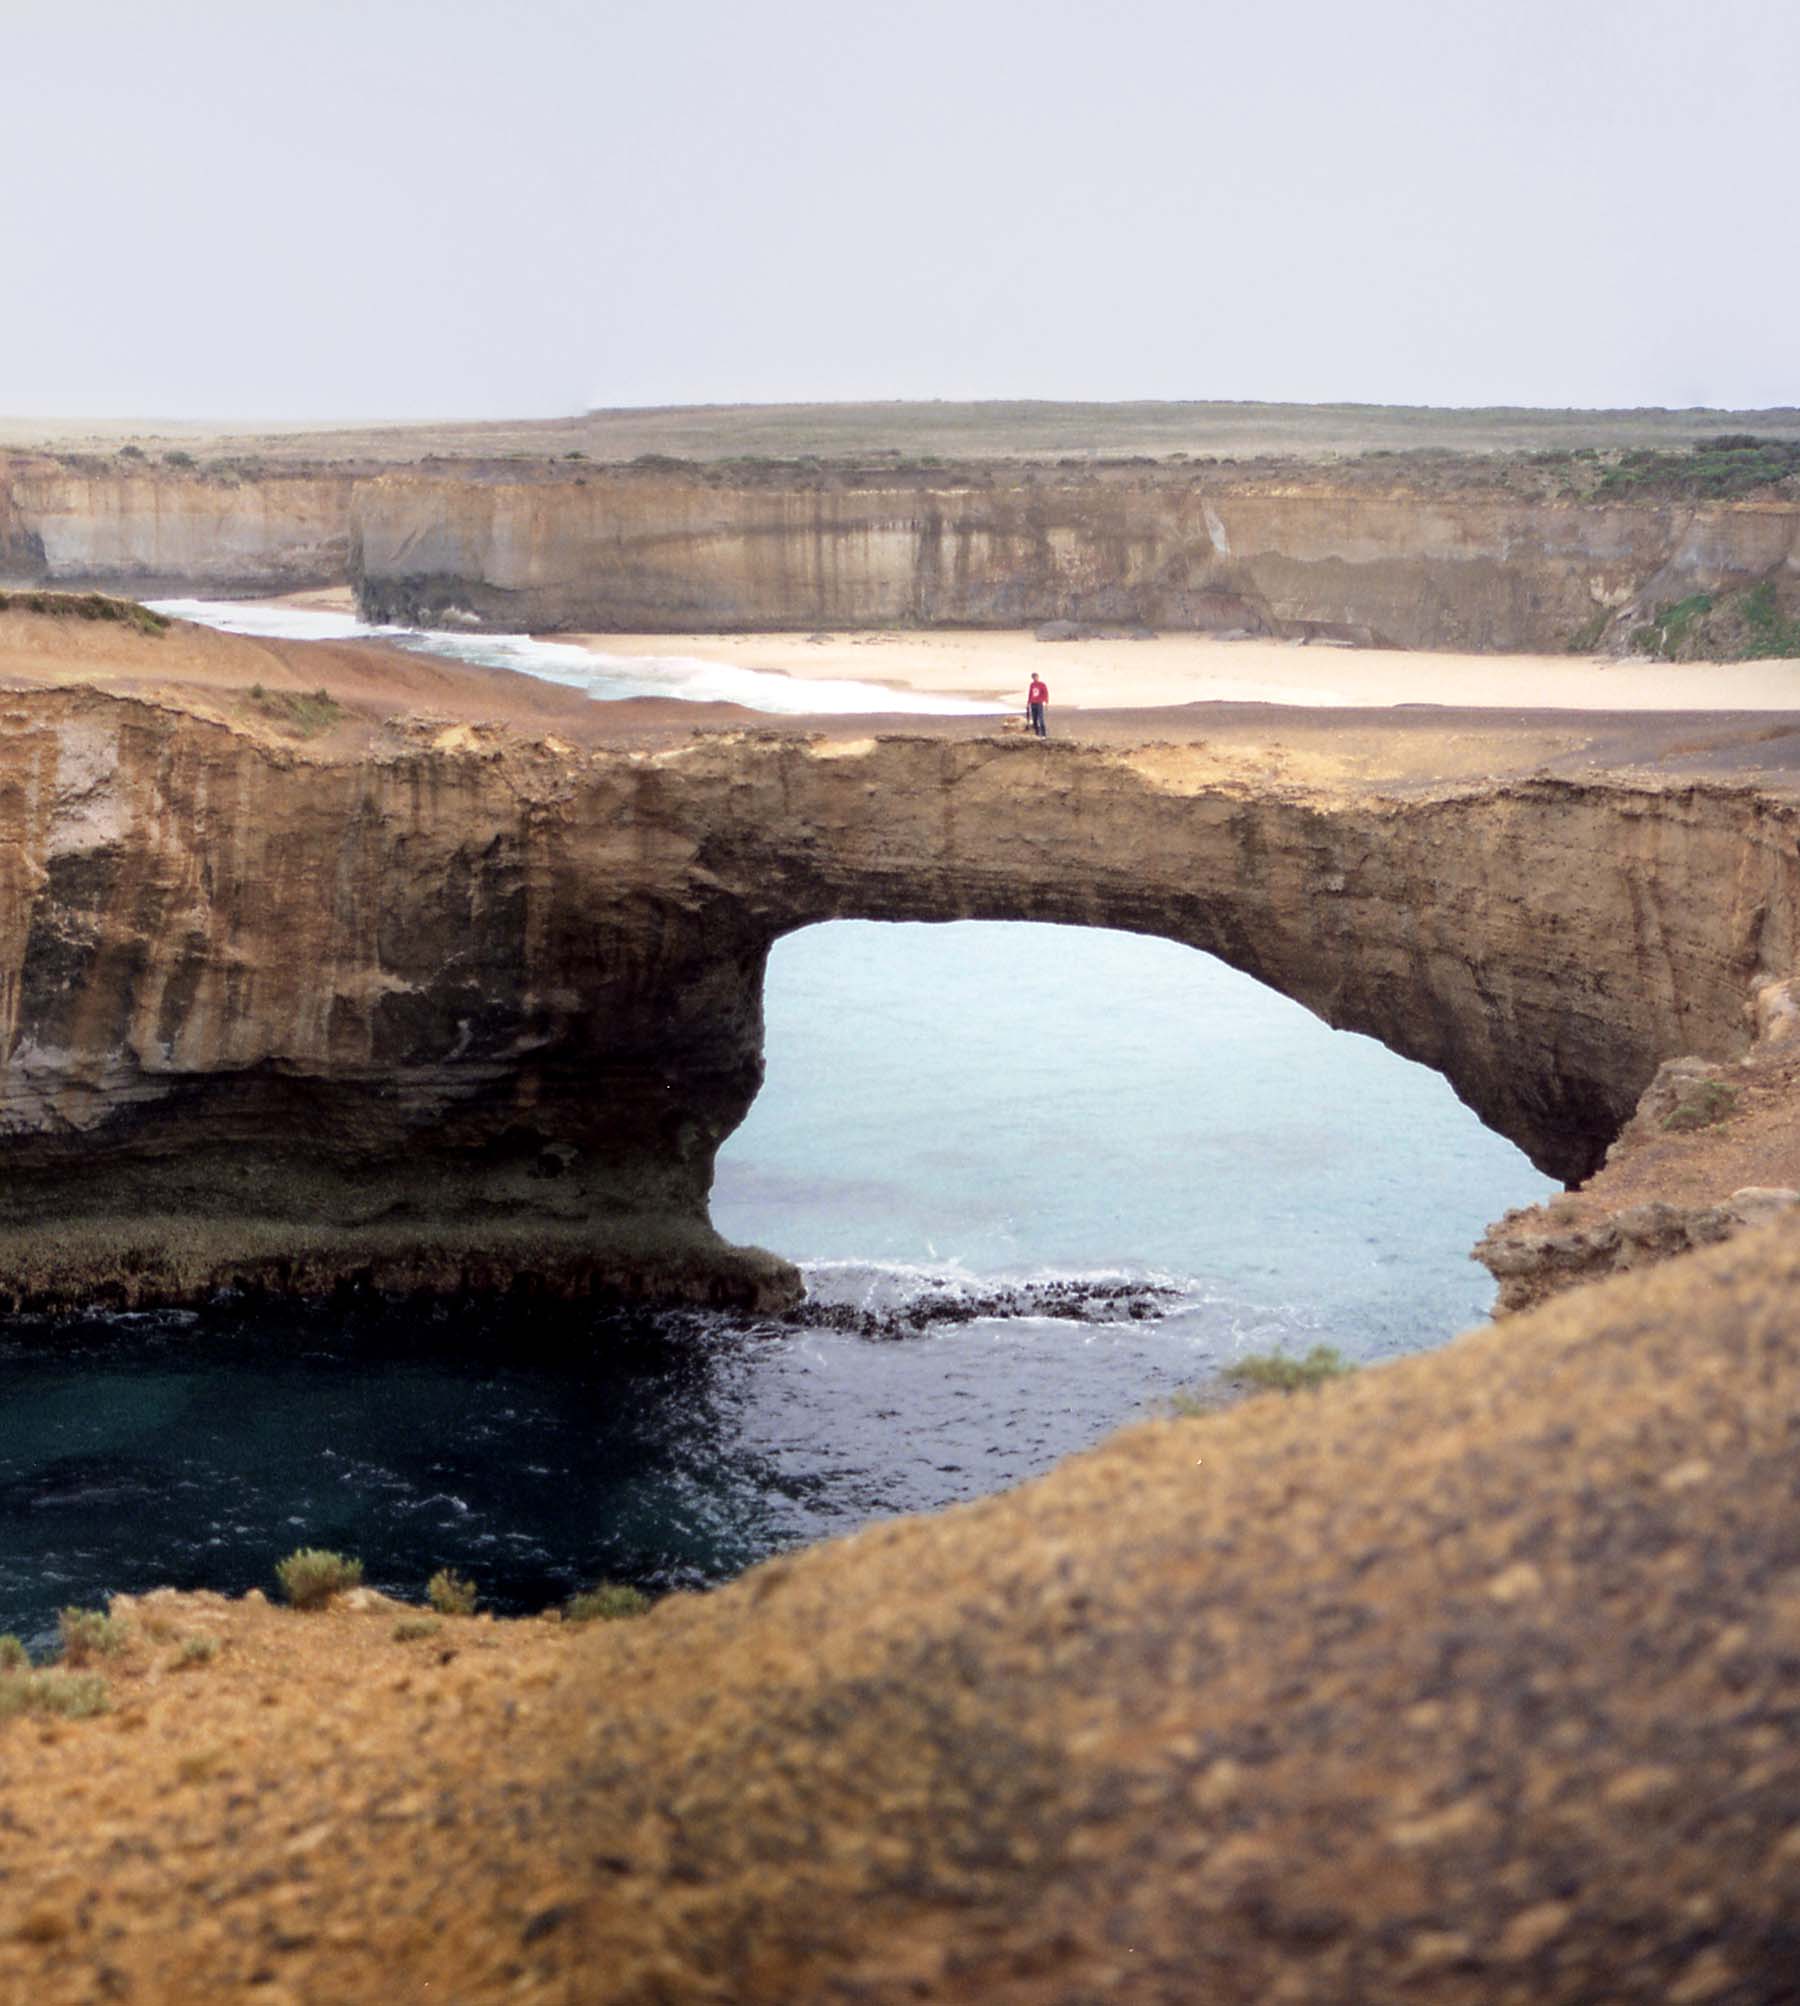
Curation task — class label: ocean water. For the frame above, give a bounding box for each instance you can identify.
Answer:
[0,920,1554,1648]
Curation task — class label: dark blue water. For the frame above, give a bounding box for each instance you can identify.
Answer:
[0,922,1554,1648]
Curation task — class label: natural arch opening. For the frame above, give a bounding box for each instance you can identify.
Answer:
[713,919,1557,1362]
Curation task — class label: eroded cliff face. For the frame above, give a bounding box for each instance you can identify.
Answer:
[5,452,1796,651]
[349,469,1800,651]
[1,685,1794,1312]
[0,455,357,593]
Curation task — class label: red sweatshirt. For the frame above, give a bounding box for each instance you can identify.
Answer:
[1027,678,1048,705]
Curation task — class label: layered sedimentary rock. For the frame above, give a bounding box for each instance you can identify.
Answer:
[350,468,1800,651]
[1,665,1796,1310]
[0,454,357,594]
[5,451,1797,651]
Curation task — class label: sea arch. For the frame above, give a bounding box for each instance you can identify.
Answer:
[0,702,1793,1313]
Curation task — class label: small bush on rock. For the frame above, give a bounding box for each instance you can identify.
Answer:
[566,1583,652,1624]
[175,1635,220,1668]
[1662,1081,1739,1132]
[58,1607,127,1664]
[276,1548,363,1610]
[426,1569,478,1617]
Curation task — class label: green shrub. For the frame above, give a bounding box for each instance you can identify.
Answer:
[1662,1080,1739,1132]
[0,1636,28,1672]
[392,1617,443,1643]
[426,1569,478,1617]
[58,1607,127,1664]
[276,1548,363,1610]
[0,1671,108,1720]
[1595,438,1800,501]
[175,1634,220,1668]
[163,449,196,469]
[566,1583,652,1624]
[1230,1344,1353,1394]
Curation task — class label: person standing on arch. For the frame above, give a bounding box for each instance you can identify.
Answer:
[1026,673,1049,738]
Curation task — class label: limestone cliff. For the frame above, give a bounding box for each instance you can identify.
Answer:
[1,642,1797,1311]
[0,454,357,594]
[5,451,1796,652]
[347,467,1800,651]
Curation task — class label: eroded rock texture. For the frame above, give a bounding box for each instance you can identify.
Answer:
[0,686,1795,1310]
[4,453,1796,652]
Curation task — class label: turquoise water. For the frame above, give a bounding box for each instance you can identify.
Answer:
[0,876,1556,1650]
[715,919,1553,1352]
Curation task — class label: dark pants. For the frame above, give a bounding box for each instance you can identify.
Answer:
[1028,702,1047,737]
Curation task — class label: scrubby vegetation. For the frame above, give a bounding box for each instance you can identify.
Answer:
[566,1583,653,1624]
[392,1616,444,1643]
[175,1634,220,1668]
[57,1607,128,1664]
[1662,1080,1739,1132]
[1630,581,1800,662]
[426,1569,478,1617]
[0,1636,29,1672]
[1171,1344,1354,1413]
[1595,435,1800,501]
[0,589,169,636]
[1231,1344,1353,1393]
[242,683,343,737]
[0,1670,109,1720]
[276,1548,364,1610]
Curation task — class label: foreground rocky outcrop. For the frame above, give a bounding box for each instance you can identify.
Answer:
[4,449,1796,654]
[4,1209,1800,2003]
[4,602,1800,1311]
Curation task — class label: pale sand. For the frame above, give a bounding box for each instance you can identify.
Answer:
[568,629,1800,713]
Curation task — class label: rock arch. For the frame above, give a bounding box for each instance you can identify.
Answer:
[0,697,1793,1312]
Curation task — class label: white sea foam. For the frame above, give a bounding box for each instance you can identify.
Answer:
[147,599,1004,717]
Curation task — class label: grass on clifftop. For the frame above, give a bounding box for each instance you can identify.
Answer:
[242,683,343,738]
[0,589,169,636]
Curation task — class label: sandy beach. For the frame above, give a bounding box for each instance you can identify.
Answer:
[571,627,1800,713]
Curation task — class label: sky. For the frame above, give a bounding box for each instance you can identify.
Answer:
[2,0,1795,421]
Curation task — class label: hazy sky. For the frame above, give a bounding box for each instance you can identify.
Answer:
[4,0,1795,420]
